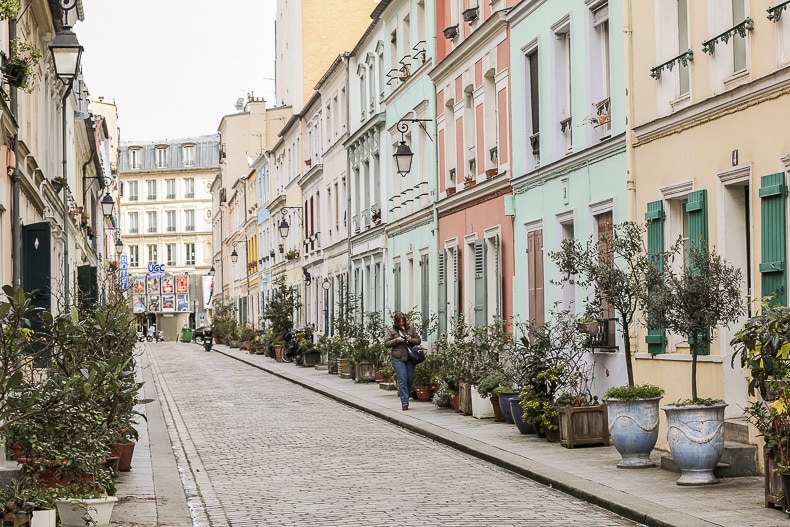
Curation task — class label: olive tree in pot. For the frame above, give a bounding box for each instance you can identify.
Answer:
[645,241,744,485]
[552,222,664,466]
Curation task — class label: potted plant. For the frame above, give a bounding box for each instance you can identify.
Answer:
[1,37,42,93]
[0,0,20,21]
[603,384,664,467]
[477,372,509,421]
[731,300,790,508]
[261,276,301,362]
[645,241,744,485]
[284,248,299,261]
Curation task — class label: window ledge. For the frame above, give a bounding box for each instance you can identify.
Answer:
[723,69,750,91]
[634,352,723,363]
[670,93,691,112]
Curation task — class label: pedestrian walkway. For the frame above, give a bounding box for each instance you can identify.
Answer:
[212,345,784,527]
[111,342,787,527]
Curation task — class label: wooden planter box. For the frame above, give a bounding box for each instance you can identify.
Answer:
[458,382,473,415]
[765,451,786,509]
[355,362,376,382]
[558,404,609,448]
[301,352,321,367]
[337,358,351,377]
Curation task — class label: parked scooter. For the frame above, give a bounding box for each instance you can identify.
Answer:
[201,328,213,351]
[155,330,164,342]
[136,331,145,343]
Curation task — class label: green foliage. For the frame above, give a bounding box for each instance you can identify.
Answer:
[644,241,744,401]
[730,298,790,399]
[476,372,509,398]
[550,221,654,387]
[604,384,664,401]
[210,296,237,340]
[0,0,19,20]
[3,38,42,93]
[519,385,559,431]
[414,351,441,387]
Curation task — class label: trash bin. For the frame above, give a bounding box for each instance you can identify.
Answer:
[181,327,192,343]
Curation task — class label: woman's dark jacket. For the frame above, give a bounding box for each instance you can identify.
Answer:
[384,324,421,362]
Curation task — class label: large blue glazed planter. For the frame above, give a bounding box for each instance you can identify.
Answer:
[605,397,662,468]
[662,402,727,486]
[497,392,519,424]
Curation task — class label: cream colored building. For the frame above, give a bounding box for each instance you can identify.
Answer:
[629,0,790,451]
[118,135,218,340]
[275,0,376,113]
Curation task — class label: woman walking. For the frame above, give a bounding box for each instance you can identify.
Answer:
[385,312,421,410]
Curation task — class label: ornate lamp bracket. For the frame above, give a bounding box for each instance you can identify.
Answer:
[768,1,790,22]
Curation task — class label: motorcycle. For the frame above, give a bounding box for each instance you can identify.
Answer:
[155,330,164,342]
[136,331,145,343]
[194,325,213,351]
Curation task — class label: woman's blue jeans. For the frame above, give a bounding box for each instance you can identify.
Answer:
[391,359,415,407]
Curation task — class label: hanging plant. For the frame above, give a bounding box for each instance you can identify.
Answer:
[0,0,19,21]
[2,37,43,93]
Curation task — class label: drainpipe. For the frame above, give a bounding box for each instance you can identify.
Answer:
[624,0,637,223]
[10,19,20,288]
[342,52,352,318]
[61,83,73,311]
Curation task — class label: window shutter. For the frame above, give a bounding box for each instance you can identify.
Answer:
[438,250,447,335]
[421,254,430,339]
[392,262,401,311]
[527,230,545,325]
[77,265,97,311]
[685,189,709,354]
[474,240,487,326]
[760,173,787,305]
[645,200,666,355]
[493,234,501,319]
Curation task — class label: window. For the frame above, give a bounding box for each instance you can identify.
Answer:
[147,211,158,233]
[155,147,168,168]
[129,245,139,267]
[129,148,142,169]
[166,210,176,232]
[525,48,540,161]
[166,179,175,200]
[185,243,196,266]
[677,0,690,95]
[731,0,747,73]
[128,212,139,234]
[185,210,195,231]
[147,244,158,264]
[554,19,572,154]
[184,178,195,199]
[147,180,157,200]
[182,144,195,167]
[166,243,176,266]
[128,181,138,201]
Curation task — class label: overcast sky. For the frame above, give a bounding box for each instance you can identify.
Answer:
[77,0,276,142]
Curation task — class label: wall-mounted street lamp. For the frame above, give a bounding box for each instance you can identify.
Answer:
[393,119,432,177]
[209,258,221,276]
[278,206,303,239]
[114,232,124,255]
[230,238,248,263]
[322,278,331,290]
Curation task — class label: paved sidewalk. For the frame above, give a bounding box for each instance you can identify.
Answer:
[212,345,786,527]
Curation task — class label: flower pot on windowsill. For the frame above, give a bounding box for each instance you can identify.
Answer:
[485,168,498,178]
[446,186,457,196]
[463,178,476,188]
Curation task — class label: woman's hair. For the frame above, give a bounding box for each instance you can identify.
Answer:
[393,312,406,326]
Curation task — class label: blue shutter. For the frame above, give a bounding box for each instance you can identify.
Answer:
[645,201,666,355]
[421,254,429,339]
[760,173,787,305]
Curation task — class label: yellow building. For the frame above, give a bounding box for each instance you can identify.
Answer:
[629,0,790,451]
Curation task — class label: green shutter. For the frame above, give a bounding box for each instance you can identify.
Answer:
[438,250,447,335]
[474,240,487,326]
[645,201,666,355]
[685,189,709,355]
[494,234,501,319]
[421,254,429,339]
[77,265,98,311]
[452,249,460,319]
[760,173,787,305]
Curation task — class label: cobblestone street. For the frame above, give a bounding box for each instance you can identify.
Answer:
[147,344,641,526]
